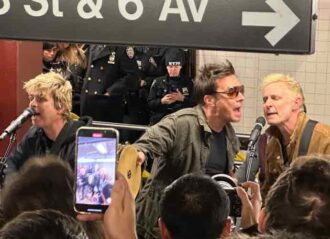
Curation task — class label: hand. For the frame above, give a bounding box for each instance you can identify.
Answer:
[103,173,137,239]
[77,173,137,239]
[236,181,262,229]
[76,213,103,222]
[170,90,184,102]
[104,92,111,96]
[137,151,146,165]
[140,79,146,87]
[161,94,176,105]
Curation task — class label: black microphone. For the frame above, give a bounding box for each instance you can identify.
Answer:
[0,108,35,140]
[248,116,266,147]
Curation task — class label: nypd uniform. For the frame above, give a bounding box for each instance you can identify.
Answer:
[127,47,167,122]
[147,48,195,125]
[148,75,195,125]
[80,44,139,123]
[134,47,167,89]
[118,46,168,143]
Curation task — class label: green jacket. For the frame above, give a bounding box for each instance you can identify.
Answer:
[261,112,330,200]
[134,105,240,239]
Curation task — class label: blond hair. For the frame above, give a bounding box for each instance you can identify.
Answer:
[262,74,305,112]
[57,43,87,68]
[24,72,72,120]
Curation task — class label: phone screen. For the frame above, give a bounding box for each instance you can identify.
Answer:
[74,127,118,213]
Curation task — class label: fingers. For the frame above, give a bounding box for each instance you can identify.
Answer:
[240,181,262,202]
[122,176,135,214]
[240,181,259,190]
[110,173,126,210]
[137,151,145,165]
[77,213,103,221]
[236,186,250,205]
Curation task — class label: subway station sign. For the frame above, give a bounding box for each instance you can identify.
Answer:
[0,0,316,54]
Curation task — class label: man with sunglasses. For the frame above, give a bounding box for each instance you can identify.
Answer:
[132,60,245,239]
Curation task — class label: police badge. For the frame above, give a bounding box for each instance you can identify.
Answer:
[182,87,189,95]
[149,57,157,68]
[137,60,142,70]
[108,52,116,64]
[126,46,135,59]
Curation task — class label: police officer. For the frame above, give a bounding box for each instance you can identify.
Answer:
[148,48,195,125]
[127,46,167,123]
[80,44,139,123]
[118,46,168,143]
[135,46,167,92]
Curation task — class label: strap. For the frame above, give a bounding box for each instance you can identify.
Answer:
[257,134,268,185]
[49,121,74,155]
[298,120,318,156]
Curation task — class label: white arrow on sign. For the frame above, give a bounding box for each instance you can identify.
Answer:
[242,0,300,46]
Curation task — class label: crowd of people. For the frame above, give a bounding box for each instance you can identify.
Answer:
[42,43,195,143]
[1,154,328,239]
[0,47,329,238]
[76,163,114,205]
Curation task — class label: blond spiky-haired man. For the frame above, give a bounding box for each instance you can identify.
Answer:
[260,73,330,199]
[5,72,92,183]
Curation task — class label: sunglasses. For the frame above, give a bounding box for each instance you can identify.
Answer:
[214,85,244,98]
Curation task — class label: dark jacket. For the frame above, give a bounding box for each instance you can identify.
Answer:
[4,116,93,182]
[81,44,139,96]
[148,75,195,125]
[133,106,240,239]
[134,47,167,88]
[80,45,139,121]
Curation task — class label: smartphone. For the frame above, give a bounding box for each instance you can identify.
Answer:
[74,126,119,213]
[225,188,242,218]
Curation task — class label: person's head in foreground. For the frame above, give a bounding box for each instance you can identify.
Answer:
[259,155,330,238]
[159,174,231,239]
[0,209,88,239]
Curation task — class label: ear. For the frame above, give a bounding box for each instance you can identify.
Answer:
[158,218,172,239]
[221,218,232,238]
[292,95,302,111]
[258,207,267,233]
[56,104,65,115]
[203,95,216,106]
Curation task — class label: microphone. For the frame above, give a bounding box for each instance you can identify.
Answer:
[0,108,35,140]
[248,116,266,147]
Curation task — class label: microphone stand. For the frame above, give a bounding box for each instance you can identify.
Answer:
[0,132,17,189]
[245,141,258,182]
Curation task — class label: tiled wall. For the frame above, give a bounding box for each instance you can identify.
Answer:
[196,0,330,134]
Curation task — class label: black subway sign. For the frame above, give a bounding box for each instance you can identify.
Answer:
[0,0,316,54]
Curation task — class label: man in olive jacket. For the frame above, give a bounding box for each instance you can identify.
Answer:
[133,61,245,239]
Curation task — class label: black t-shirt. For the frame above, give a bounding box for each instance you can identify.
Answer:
[206,130,228,176]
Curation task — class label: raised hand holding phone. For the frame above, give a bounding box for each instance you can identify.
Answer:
[74,127,118,214]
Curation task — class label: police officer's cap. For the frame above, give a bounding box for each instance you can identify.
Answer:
[165,48,185,66]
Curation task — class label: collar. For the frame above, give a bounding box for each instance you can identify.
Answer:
[266,112,309,146]
[196,105,212,134]
[196,105,238,147]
